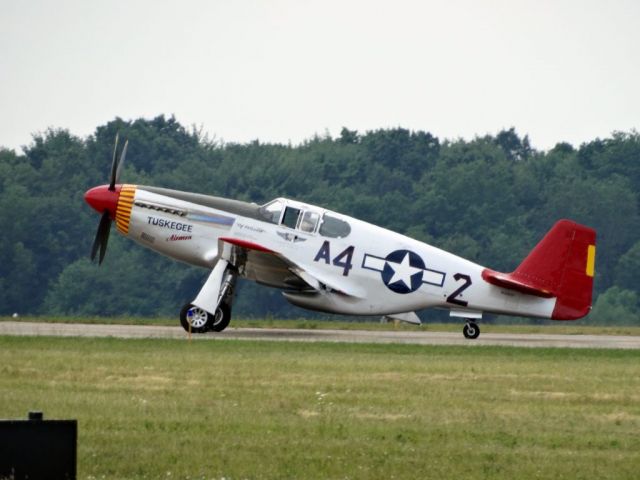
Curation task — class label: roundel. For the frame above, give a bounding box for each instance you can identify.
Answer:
[381,249,425,294]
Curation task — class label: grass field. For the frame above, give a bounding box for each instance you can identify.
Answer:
[1,336,639,479]
[4,316,640,336]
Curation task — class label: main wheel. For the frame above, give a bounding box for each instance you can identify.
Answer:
[463,321,480,339]
[211,303,231,332]
[180,303,212,334]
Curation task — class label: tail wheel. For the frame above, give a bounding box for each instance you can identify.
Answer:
[463,321,480,339]
[211,303,231,332]
[180,303,212,334]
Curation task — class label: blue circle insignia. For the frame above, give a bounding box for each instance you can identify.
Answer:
[381,249,425,294]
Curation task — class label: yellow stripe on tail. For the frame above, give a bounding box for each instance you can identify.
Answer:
[586,245,596,277]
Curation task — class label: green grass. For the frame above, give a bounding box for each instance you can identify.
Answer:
[1,336,639,479]
[3,315,640,336]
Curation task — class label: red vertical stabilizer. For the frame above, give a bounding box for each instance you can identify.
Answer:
[482,220,596,320]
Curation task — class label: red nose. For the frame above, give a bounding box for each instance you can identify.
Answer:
[84,184,122,219]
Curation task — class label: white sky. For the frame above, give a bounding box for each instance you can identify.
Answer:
[1,0,639,151]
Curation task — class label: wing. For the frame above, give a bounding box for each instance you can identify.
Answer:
[219,237,365,298]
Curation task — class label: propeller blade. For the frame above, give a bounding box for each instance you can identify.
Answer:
[90,211,112,264]
[115,140,128,185]
[98,218,111,265]
[109,133,119,191]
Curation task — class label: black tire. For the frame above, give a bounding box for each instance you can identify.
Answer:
[211,303,231,332]
[463,321,480,339]
[180,303,212,333]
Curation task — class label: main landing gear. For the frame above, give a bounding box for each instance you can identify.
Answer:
[463,320,480,339]
[180,266,237,334]
[180,302,231,333]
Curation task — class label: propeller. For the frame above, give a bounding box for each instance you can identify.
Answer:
[88,134,129,265]
[109,133,129,190]
[90,211,112,264]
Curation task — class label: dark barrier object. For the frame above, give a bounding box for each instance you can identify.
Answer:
[0,411,77,480]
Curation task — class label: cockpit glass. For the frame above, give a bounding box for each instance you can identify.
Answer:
[319,214,351,238]
[299,211,319,233]
[282,206,301,229]
[261,200,284,224]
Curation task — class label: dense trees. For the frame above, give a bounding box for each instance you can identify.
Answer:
[1,116,638,324]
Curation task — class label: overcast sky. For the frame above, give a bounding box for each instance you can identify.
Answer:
[1,0,638,152]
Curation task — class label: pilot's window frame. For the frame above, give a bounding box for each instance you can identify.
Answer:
[260,200,284,224]
[281,206,301,229]
[299,210,320,233]
[318,214,351,238]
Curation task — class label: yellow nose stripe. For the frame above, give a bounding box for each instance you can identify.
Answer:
[116,184,137,234]
[586,245,596,277]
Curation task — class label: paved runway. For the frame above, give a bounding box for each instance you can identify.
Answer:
[1,321,639,349]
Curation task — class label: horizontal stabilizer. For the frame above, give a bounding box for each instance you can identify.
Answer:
[482,270,554,298]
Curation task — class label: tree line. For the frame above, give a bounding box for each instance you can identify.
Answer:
[0,115,638,324]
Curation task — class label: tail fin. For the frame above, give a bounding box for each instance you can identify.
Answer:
[482,220,596,320]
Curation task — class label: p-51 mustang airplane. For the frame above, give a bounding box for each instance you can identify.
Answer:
[84,137,596,338]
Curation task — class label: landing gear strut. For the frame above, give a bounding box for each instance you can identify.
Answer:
[180,266,237,334]
[463,321,480,339]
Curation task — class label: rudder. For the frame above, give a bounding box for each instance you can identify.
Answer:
[512,220,596,320]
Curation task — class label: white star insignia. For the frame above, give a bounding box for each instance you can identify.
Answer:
[387,253,423,289]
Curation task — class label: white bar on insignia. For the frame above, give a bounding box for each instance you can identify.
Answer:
[363,255,386,271]
[423,270,445,286]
